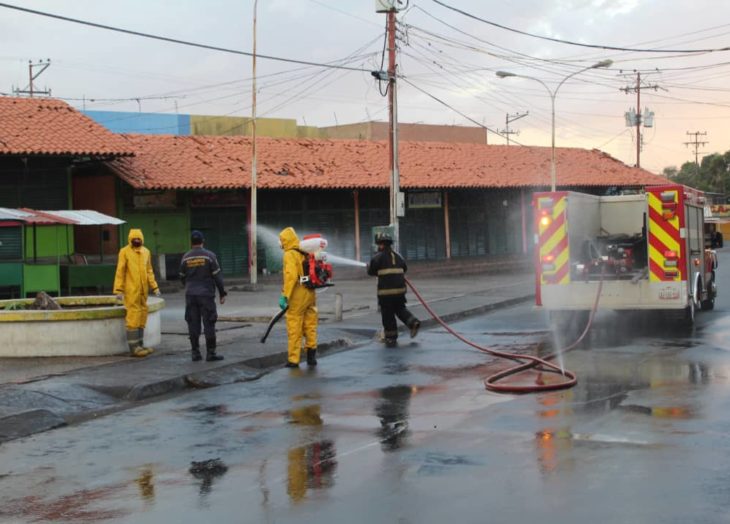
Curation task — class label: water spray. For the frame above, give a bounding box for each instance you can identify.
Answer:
[405,272,604,394]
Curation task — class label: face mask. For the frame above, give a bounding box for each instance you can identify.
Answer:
[131,239,142,247]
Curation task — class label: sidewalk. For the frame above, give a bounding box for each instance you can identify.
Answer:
[0,269,535,443]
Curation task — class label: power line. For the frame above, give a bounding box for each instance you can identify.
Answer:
[430,0,730,54]
[409,8,581,68]
[0,2,369,72]
[400,76,520,144]
[306,0,382,27]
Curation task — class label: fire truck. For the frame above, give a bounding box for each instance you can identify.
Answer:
[534,184,718,326]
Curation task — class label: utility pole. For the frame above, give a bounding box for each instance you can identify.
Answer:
[684,131,708,177]
[386,5,400,249]
[501,111,528,145]
[249,0,258,285]
[373,1,403,248]
[621,71,660,168]
[13,59,51,97]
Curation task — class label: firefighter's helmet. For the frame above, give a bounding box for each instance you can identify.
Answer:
[375,231,393,244]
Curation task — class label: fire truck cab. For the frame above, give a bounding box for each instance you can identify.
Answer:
[534,184,717,326]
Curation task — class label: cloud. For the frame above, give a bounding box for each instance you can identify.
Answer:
[557,0,640,17]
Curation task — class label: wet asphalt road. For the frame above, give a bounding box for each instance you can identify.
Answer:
[3,267,730,523]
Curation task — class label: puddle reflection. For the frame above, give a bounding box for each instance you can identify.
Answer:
[535,428,574,476]
[135,467,155,504]
[376,385,413,452]
[619,404,694,419]
[287,440,337,503]
[286,404,338,504]
[189,458,229,502]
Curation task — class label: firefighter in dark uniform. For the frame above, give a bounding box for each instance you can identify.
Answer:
[367,231,420,347]
[180,230,227,362]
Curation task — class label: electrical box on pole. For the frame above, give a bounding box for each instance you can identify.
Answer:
[624,108,638,127]
[643,108,655,128]
[375,0,399,12]
[396,191,405,217]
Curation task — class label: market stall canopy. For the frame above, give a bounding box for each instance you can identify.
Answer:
[34,210,125,226]
[0,208,125,225]
[0,208,38,223]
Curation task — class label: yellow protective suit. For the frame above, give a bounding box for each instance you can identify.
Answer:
[114,229,159,330]
[280,227,317,365]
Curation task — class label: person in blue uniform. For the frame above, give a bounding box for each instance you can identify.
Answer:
[180,230,227,362]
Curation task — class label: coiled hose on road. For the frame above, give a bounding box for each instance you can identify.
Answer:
[405,276,604,394]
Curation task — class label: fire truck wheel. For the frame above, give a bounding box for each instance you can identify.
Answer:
[683,300,696,327]
[701,278,716,311]
[701,297,715,311]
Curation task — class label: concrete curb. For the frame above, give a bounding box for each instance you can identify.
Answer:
[100,336,355,402]
[125,376,189,401]
[0,409,66,442]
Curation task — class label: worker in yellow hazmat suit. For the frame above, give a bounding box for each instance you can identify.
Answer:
[114,228,161,357]
[279,227,318,368]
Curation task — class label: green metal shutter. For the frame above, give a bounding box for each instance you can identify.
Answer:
[0,226,23,260]
[190,208,248,277]
[401,208,446,261]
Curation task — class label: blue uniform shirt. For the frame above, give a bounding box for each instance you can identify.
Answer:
[180,246,227,297]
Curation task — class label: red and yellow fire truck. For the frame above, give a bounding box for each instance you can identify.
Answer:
[534,184,718,325]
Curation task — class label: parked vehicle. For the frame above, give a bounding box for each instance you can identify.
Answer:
[534,184,717,326]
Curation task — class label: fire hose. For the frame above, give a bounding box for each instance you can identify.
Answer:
[405,275,604,394]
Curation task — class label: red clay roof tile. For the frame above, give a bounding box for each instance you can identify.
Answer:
[110,134,668,190]
[0,96,133,157]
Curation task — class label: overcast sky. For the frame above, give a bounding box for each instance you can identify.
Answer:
[1,0,729,174]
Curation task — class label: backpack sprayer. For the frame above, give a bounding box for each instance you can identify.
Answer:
[260,234,333,343]
[297,234,334,289]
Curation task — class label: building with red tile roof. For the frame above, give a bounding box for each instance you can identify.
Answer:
[0,96,675,281]
[110,134,666,191]
[0,96,133,157]
[101,133,670,276]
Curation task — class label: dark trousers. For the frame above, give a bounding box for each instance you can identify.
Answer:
[185,295,218,339]
[379,295,416,340]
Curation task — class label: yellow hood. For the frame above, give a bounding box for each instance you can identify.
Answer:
[279,227,299,251]
[128,228,144,245]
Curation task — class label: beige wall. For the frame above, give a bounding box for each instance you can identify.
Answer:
[190,116,487,143]
[321,122,487,144]
[191,115,299,137]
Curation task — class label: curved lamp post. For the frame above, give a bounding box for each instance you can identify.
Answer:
[496,60,613,191]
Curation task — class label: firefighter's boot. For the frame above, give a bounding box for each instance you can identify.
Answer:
[306,348,317,367]
[409,319,421,339]
[138,328,154,356]
[205,337,224,362]
[190,337,202,362]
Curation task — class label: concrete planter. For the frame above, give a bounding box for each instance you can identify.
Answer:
[0,296,165,357]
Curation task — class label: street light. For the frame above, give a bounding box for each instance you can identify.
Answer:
[496,59,613,191]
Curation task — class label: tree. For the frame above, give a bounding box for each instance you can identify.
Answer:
[664,149,730,195]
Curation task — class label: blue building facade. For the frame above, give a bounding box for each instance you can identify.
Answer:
[83,111,191,135]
